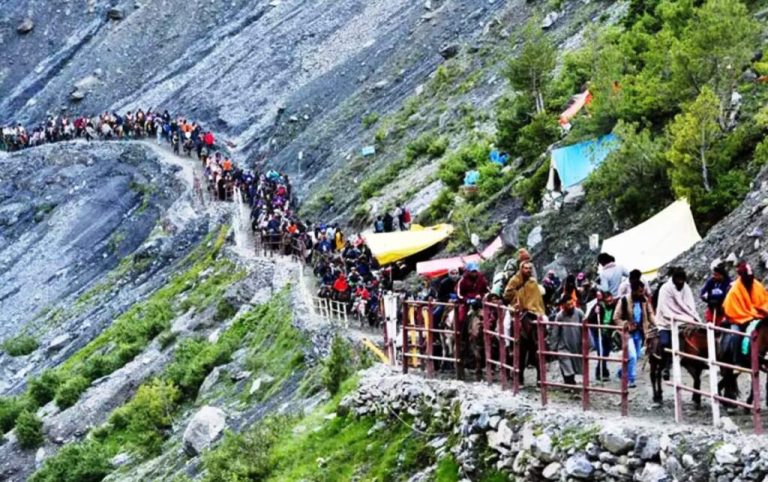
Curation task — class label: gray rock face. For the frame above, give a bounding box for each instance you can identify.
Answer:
[107,8,126,20]
[639,463,669,482]
[599,427,634,455]
[565,454,594,479]
[47,334,72,352]
[17,18,34,34]
[183,406,227,456]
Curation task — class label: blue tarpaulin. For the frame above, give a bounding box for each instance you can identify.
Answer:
[464,170,480,186]
[489,150,509,165]
[547,133,619,190]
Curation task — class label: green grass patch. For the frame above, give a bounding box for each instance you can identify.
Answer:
[1,334,39,357]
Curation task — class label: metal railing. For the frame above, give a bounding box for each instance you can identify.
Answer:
[666,318,762,434]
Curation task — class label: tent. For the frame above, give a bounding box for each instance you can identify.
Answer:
[546,133,619,192]
[559,90,593,130]
[416,236,504,278]
[364,224,454,265]
[601,199,701,280]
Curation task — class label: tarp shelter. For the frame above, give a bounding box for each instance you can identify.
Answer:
[464,170,480,186]
[546,133,619,192]
[559,90,592,130]
[365,224,454,265]
[416,236,504,278]
[601,199,701,280]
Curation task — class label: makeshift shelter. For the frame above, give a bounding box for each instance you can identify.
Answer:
[601,199,701,280]
[546,133,618,192]
[559,90,592,130]
[416,236,503,278]
[364,224,454,265]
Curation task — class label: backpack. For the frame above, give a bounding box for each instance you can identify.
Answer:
[403,208,411,224]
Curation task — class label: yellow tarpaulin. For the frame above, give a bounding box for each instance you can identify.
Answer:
[364,224,454,265]
[601,199,701,280]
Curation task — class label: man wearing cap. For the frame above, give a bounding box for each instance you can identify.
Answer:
[457,262,489,313]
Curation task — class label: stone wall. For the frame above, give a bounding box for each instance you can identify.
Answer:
[340,365,768,481]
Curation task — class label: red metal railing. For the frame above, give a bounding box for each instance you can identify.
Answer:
[666,318,762,434]
[482,302,521,394]
[536,317,630,416]
[401,301,464,380]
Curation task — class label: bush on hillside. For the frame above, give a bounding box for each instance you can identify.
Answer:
[29,441,111,482]
[0,397,25,433]
[2,334,39,357]
[28,370,62,408]
[202,418,286,482]
[55,375,91,409]
[15,410,44,449]
[322,335,352,396]
[437,141,491,190]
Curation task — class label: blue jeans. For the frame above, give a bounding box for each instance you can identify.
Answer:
[618,330,643,384]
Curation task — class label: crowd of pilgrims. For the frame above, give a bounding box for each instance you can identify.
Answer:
[0,110,217,154]
[402,248,758,390]
[10,111,764,394]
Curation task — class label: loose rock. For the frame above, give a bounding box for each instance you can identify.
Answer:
[17,18,34,34]
[182,406,226,456]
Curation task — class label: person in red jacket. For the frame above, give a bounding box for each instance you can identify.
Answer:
[332,272,350,301]
[456,261,489,323]
[203,131,214,148]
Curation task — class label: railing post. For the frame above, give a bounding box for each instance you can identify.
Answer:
[512,311,521,395]
[671,319,683,423]
[537,316,548,407]
[402,302,409,374]
[621,325,629,416]
[498,306,508,390]
[454,305,464,381]
[706,321,720,426]
[483,304,493,384]
[426,303,435,378]
[751,331,762,434]
[581,318,590,412]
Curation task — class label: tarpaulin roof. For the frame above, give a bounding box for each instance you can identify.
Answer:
[559,90,592,128]
[601,199,701,280]
[416,236,504,278]
[546,133,619,191]
[365,224,454,265]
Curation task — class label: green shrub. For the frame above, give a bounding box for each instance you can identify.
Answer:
[15,410,44,449]
[29,441,111,482]
[0,397,25,433]
[405,133,448,161]
[164,338,230,398]
[106,379,180,456]
[2,334,39,357]
[437,141,491,190]
[55,375,91,409]
[362,112,380,128]
[420,188,455,224]
[28,371,62,408]
[202,418,286,482]
[213,299,237,323]
[322,335,352,396]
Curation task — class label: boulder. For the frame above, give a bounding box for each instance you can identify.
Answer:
[17,18,34,34]
[110,452,133,468]
[501,215,531,248]
[197,366,222,400]
[532,433,554,462]
[599,427,634,455]
[639,463,669,482]
[182,406,226,456]
[565,454,593,479]
[635,434,661,461]
[70,90,87,102]
[47,334,71,352]
[439,44,459,59]
[35,447,45,468]
[714,443,739,465]
[250,375,275,396]
[526,225,543,248]
[107,7,125,20]
[541,11,560,29]
[542,462,561,480]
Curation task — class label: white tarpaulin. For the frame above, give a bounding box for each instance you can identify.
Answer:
[601,199,701,280]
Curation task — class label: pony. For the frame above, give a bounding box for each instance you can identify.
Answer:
[648,325,708,407]
[718,320,768,411]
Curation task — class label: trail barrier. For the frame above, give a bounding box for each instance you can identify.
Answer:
[536,317,630,416]
[666,318,762,434]
[400,301,464,380]
[481,302,521,393]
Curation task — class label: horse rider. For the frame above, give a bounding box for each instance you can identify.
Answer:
[722,262,768,357]
[700,264,731,326]
[655,268,700,379]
